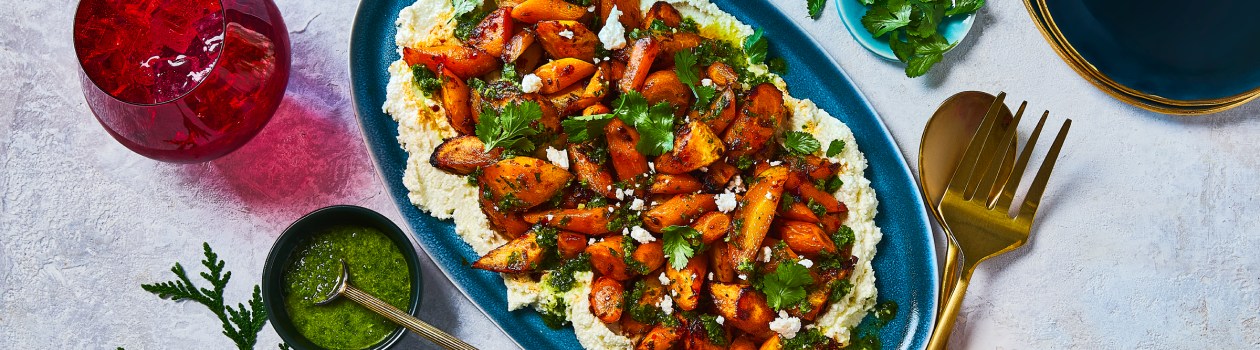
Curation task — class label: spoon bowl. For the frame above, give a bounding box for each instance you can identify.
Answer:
[919,91,1016,308]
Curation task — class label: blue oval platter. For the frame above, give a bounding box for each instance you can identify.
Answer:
[349,1,937,349]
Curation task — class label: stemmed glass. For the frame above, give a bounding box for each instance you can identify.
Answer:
[74,0,291,162]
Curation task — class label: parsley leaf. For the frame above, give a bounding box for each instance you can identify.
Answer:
[476,100,542,152]
[743,28,769,65]
[451,0,480,17]
[826,139,846,157]
[807,0,827,19]
[674,50,718,108]
[947,0,984,16]
[782,131,821,156]
[860,1,912,37]
[613,91,676,156]
[662,225,702,270]
[561,114,614,142]
[757,260,814,311]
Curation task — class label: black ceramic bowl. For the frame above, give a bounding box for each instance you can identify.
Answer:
[262,205,424,350]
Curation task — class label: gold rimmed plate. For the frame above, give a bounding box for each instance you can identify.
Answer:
[1023,0,1260,115]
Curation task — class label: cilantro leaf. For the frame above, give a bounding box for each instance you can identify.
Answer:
[743,28,769,65]
[946,0,984,16]
[476,100,541,152]
[905,51,944,78]
[826,139,846,157]
[561,114,614,142]
[674,50,718,108]
[451,0,480,17]
[613,91,676,156]
[662,225,701,270]
[906,3,944,38]
[807,0,827,19]
[782,131,822,156]
[860,1,912,37]
[757,261,814,310]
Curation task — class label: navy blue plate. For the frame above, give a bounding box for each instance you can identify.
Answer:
[350,1,937,348]
[1042,0,1260,103]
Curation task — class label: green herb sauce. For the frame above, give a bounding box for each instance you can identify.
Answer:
[283,225,412,349]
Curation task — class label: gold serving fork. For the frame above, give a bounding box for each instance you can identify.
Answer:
[926,93,1071,349]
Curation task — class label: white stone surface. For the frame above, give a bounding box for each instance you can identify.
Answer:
[1,0,1258,349]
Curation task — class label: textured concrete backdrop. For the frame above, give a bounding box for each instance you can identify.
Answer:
[1,0,1257,349]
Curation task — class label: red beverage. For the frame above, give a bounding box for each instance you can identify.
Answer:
[74,0,290,162]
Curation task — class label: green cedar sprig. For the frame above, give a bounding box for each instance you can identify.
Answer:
[140,243,270,350]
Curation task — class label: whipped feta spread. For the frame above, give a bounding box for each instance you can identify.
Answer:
[382,0,883,347]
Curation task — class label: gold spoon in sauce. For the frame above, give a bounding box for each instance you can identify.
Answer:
[919,91,1017,315]
[318,260,479,350]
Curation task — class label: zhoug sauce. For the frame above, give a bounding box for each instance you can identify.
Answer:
[283,225,412,349]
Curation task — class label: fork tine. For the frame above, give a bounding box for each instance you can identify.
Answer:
[947,92,1006,196]
[996,111,1048,212]
[1018,119,1072,221]
[976,101,1026,207]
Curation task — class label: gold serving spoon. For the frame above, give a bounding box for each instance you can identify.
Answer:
[919,91,1016,312]
[318,260,479,350]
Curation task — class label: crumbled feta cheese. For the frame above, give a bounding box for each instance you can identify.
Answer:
[615,188,626,200]
[727,175,745,192]
[798,258,814,268]
[558,29,575,39]
[715,191,738,213]
[546,214,555,221]
[658,272,671,285]
[545,146,570,170]
[648,162,656,172]
[761,246,772,262]
[650,201,659,207]
[630,198,645,211]
[589,238,597,245]
[699,166,709,172]
[630,226,656,244]
[658,295,674,315]
[707,272,714,280]
[769,161,782,166]
[587,5,595,12]
[521,74,543,93]
[769,311,802,339]
[609,206,616,212]
[738,274,747,280]
[716,316,725,325]
[701,78,713,86]
[765,192,774,199]
[598,5,627,50]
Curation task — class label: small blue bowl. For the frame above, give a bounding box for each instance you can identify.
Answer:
[262,205,425,350]
[837,0,976,61]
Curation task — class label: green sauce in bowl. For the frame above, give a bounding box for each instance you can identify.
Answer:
[282,225,411,349]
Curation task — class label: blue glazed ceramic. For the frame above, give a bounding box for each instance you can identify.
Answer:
[837,0,975,61]
[1042,0,1260,103]
[350,1,937,349]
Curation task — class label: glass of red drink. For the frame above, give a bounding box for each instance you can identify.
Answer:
[74,0,291,162]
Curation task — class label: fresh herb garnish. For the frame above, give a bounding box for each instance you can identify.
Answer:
[833,225,856,247]
[807,0,827,19]
[662,225,702,269]
[697,314,728,345]
[828,279,854,303]
[451,0,480,17]
[743,28,769,65]
[674,50,718,109]
[561,114,614,142]
[476,100,542,153]
[874,300,899,326]
[854,0,978,77]
[782,131,821,156]
[547,254,592,292]
[613,91,676,156]
[410,65,442,94]
[140,243,271,350]
[781,327,831,350]
[826,139,846,157]
[756,260,814,310]
[452,8,488,42]
[539,299,571,328]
